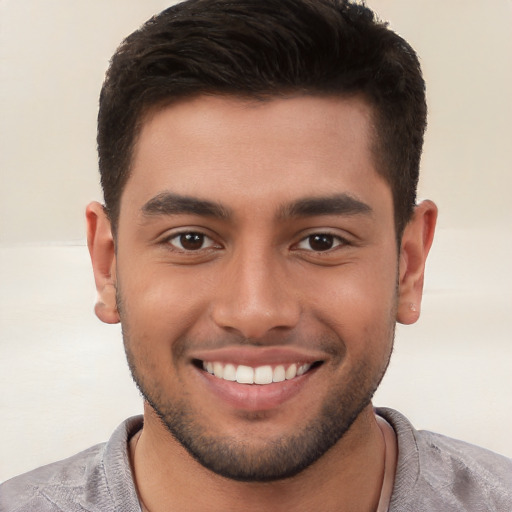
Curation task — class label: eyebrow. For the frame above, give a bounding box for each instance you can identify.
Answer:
[141,192,231,219]
[278,194,372,219]
[141,191,372,221]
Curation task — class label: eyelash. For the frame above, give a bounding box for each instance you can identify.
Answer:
[162,230,349,254]
[164,231,219,252]
[294,233,349,253]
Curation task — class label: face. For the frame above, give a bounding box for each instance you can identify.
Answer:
[96,95,409,481]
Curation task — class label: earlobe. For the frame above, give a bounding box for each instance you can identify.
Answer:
[396,200,437,325]
[86,202,120,324]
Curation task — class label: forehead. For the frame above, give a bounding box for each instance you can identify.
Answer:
[122,94,390,218]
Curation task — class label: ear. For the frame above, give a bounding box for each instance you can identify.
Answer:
[86,202,120,324]
[396,200,437,325]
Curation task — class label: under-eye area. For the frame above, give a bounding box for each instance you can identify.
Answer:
[193,360,323,385]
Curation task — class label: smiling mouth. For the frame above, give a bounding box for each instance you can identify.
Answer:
[197,360,322,385]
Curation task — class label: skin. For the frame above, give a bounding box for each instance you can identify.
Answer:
[87,95,437,511]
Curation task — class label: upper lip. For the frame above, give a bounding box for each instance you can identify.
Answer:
[189,346,327,366]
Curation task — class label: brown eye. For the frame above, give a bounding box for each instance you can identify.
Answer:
[296,233,344,252]
[309,234,334,251]
[168,232,215,251]
[180,233,204,250]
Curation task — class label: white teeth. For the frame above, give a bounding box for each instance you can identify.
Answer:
[202,361,314,385]
[254,365,273,385]
[223,363,236,381]
[297,363,311,376]
[213,362,224,378]
[236,365,254,384]
[273,365,286,383]
[285,364,297,380]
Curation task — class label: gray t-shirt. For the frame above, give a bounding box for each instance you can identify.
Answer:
[1,408,511,511]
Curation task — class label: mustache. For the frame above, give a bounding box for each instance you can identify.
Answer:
[170,329,346,362]
[116,284,346,362]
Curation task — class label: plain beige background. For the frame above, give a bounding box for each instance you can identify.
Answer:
[1,0,511,482]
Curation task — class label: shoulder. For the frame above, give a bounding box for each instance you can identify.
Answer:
[0,416,143,512]
[0,443,106,512]
[418,428,512,481]
[377,407,512,512]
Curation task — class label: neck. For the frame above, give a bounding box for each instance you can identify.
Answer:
[130,404,387,512]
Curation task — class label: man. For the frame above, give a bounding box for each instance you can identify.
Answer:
[1,0,511,510]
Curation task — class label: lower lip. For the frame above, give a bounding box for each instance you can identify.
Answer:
[195,367,318,412]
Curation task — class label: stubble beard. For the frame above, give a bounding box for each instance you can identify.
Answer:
[121,328,395,482]
[117,273,397,482]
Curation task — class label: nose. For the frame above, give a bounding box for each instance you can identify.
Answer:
[210,247,301,339]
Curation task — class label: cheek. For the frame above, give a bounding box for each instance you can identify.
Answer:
[303,259,398,342]
[307,259,397,306]
[117,267,212,361]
